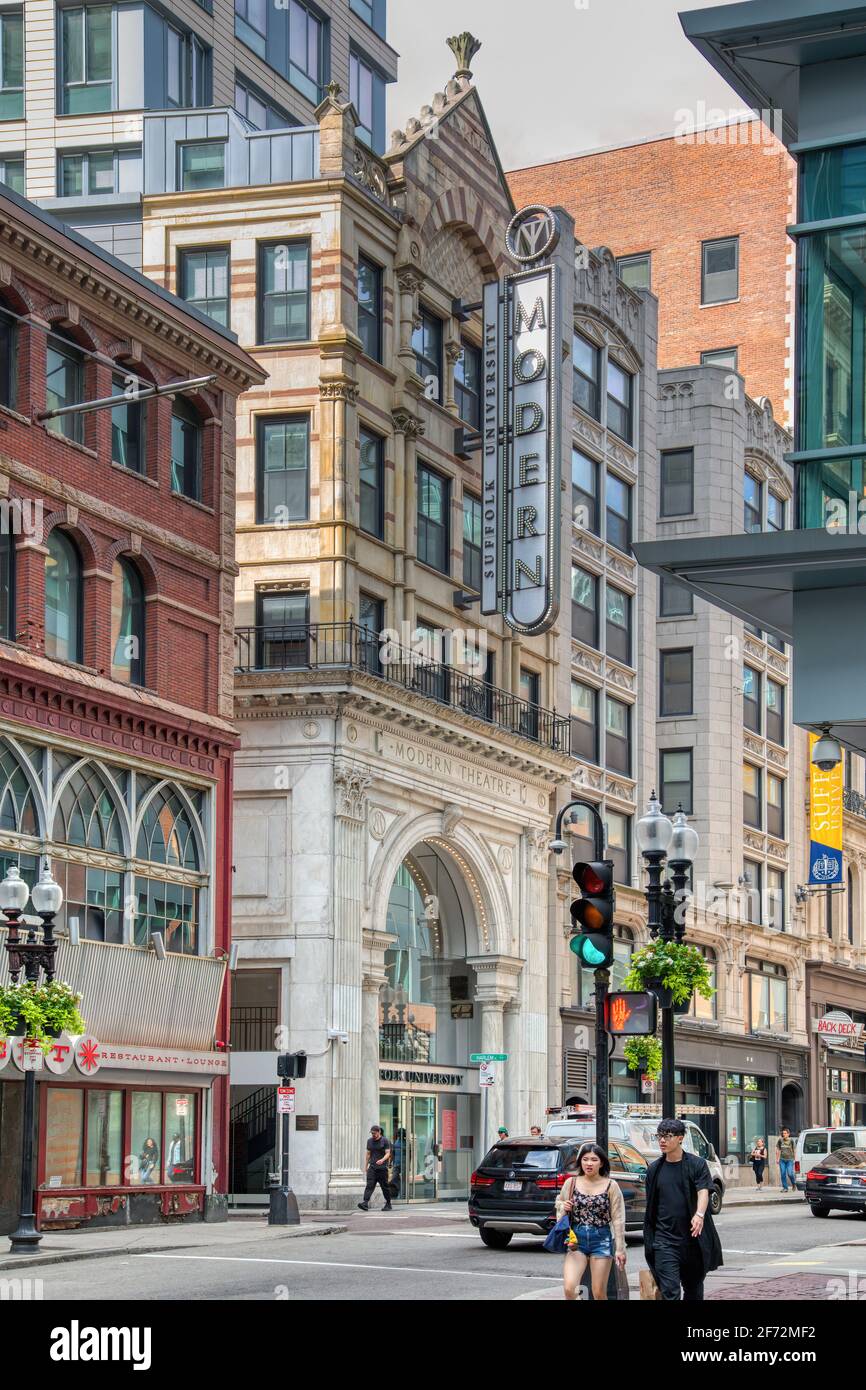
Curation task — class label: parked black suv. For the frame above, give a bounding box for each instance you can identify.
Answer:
[468,1136,647,1249]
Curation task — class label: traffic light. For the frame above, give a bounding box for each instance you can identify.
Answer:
[277,1052,307,1079]
[569,861,615,968]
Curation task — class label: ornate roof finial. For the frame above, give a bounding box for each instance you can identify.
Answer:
[446,32,481,81]
[327,80,342,102]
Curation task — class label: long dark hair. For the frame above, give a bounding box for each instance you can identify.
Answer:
[576,1142,611,1177]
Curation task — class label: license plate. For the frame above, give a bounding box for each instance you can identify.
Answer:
[838,1177,853,1186]
[503,1181,522,1192]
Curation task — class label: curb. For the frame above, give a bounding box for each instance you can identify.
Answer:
[0,1222,348,1273]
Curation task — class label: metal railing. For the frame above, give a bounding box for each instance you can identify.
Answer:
[229,1004,278,1052]
[234,621,570,753]
[844,787,866,819]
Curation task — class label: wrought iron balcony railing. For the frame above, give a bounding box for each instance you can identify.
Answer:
[234,620,570,753]
[844,787,866,819]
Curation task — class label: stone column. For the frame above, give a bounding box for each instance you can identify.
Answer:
[315,81,358,178]
[444,340,462,413]
[396,270,421,364]
[521,829,552,1127]
[360,928,397,1139]
[319,378,359,629]
[469,955,522,1154]
[476,993,508,1146]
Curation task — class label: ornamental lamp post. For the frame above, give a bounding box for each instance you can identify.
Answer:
[0,862,64,1254]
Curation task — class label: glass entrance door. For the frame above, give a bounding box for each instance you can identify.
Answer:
[378,1093,437,1202]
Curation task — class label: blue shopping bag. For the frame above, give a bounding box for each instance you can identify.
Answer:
[543,1212,573,1254]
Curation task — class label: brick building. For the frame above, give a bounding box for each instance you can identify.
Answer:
[0,185,263,1233]
[507,119,796,422]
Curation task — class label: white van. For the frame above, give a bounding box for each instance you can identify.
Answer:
[794,1126,866,1190]
[545,1106,726,1214]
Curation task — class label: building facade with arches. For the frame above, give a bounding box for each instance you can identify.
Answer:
[0,187,263,1233]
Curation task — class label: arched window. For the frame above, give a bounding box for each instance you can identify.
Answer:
[849,868,855,945]
[170,400,202,501]
[137,786,200,869]
[0,739,38,834]
[45,531,83,663]
[0,304,16,408]
[53,762,123,854]
[110,558,145,686]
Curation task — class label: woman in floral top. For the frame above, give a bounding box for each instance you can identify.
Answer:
[555,1143,627,1300]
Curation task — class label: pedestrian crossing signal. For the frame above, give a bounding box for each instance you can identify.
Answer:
[569,861,615,968]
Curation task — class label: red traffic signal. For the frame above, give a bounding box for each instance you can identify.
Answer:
[606,991,658,1036]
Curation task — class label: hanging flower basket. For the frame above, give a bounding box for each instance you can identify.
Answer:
[645,978,674,1010]
[623,1034,663,1081]
[622,940,714,1008]
[0,981,84,1051]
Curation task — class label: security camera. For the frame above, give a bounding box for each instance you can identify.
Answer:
[812,726,842,773]
[549,838,567,854]
[327,1028,349,1044]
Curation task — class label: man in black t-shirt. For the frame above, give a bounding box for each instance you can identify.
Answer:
[643,1118,722,1300]
[358,1125,393,1211]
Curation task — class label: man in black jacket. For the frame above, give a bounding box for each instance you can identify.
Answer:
[643,1118,723,1301]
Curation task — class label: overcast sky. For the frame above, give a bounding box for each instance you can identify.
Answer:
[388,0,748,169]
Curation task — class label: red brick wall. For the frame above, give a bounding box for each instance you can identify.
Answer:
[508,122,796,422]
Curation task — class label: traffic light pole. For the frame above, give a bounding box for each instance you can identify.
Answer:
[594,968,610,1153]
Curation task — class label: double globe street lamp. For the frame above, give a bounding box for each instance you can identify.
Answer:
[0,862,64,1254]
[635,794,699,1119]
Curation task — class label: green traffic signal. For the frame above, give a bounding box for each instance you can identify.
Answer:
[569,932,613,967]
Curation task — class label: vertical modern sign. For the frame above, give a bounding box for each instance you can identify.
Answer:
[808,731,843,885]
[481,279,502,616]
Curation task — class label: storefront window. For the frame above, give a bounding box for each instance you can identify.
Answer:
[725,1072,770,1161]
[44,1088,84,1186]
[611,1059,638,1104]
[165,1093,196,1182]
[130,1091,163,1185]
[86,1089,123,1185]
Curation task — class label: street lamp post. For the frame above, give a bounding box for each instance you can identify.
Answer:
[0,863,64,1254]
[636,796,699,1120]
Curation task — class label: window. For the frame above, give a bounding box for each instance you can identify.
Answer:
[417,464,449,573]
[767,866,785,932]
[743,762,762,828]
[571,565,598,646]
[130,1091,163,1184]
[616,253,650,291]
[360,427,384,538]
[767,493,785,531]
[165,1093,197,1181]
[85,1089,123,1184]
[571,447,598,533]
[45,1088,84,1185]
[660,648,693,716]
[0,155,23,193]
[849,869,856,945]
[660,448,694,516]
[573,332,600,419]
[45,336,83,443]
[744,472,762,533]
[462,492,482,592]
[0,11,23,120]
[701,236,738,304]
[455,341,481,429]
[767,773,785,838]
[61,6,112,115]
[742,861,762,924]
[660,576,693,617]
[255,589,309,670]
[179,247,230,328]
[288,0,325,103]
[170,400,202,501]
[235,0,267,58]
[59,147,142,197]
[258,242,310,344]
[256,415,309,524]
[357,255,382,362]
[606,811,630,886]
[0,532,13,640]
[570,680,598,763]
[701,346,738,370]
[110,374,144,474]
[350,49,385,152]
[135,876,198,953]
[44,531,83,664]
[358,592,383,675]
[166,26,183,104]
[0,306,15,408]
[605,585,631,664]
[605,473,631,553]
[605,695,630,776]
[54,861,123,941]
[743,666,761,732]
[748,960,787,1032]
[660,749,693,815]
[764,679,784,747]
[688,947,716,1020]
[519,669,540,740]
[606,360,633,442]
[234,76,294,130]
[179,142,224,191]
[412,307,443,402]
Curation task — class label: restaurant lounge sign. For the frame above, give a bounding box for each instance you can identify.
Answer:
[481,205,562,636]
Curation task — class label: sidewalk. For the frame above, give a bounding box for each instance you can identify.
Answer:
[0,1216,346,1273]
[723,1187,804,1208]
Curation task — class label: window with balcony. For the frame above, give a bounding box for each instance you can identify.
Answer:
[110,374,144,474]
[455,341,481,430]
[288,0,325,103]
[61,6,112,115]
[462,493,481,592]
[170,400,202,501]
[659,576,693,617]
[767,773,785,839]
[616,253,650,291]
[360,427,384,539]
[571,446,598,532]
[417,463,449,573]
[350,48,385,153]
[358,592,383,675]
[605,473,631,553]
[605,585,631,665]
[256,415,309,524]
[258,241,310,344]
[660,648,693,716]
[59,147,142,197]
[660,748,693,815]
[606,811,631,887]
[357,254,382,362]
[744,472,762,532]
[743,762,762,828]
[571,565,598,646]
[660,448,694,516]
[255,589,309,670]
[605,695,630,776]
[0,10,23,120]
[766,678,785,746]
[179,247,230,328]
[570,680,598,763]
[412,307,443,403]
[743,665,761,732]
[606,360,633,442]
[573,331,600,419]
[179,142,224,191]
[701,236,738,304]
[519,668,540,740]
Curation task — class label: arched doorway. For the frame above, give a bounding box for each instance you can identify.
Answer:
[781,1082,804,1133]
[377,844,483,1203]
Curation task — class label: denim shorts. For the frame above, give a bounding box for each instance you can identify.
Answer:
[572,1223,614,1258]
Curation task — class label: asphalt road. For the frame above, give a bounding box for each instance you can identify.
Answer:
[12,1200,866,1301]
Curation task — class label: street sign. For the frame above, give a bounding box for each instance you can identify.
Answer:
[641,1074,654,1094]
[470,1053,508,1063]
[479,1063,495,1087]
[277,1086,295,1114]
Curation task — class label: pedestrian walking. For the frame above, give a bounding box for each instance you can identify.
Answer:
[643,1118,723,1302]
[776,1129,796,1192]
[357,1125,393,1211]
[555,1143,626,1301]
[750,1137,767,1186]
